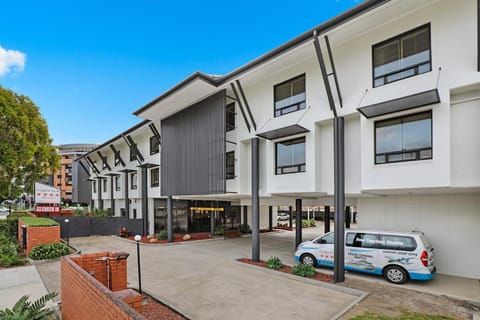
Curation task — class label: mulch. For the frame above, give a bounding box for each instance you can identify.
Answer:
[126,232,212,244]
[139,296,186,320]
[238,258,333,283]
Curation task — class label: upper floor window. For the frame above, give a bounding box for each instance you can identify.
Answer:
[114,151,121,166]
[226,103,235,131]
[115,175,121,191]
[274,74,306,117]
[375,111,432,164]
[92,181,97,193]
[276,137,306,175]
[150,136,160,155]
[102,179,107,192]
[151,168,159,187]
[130,172,137,190]
[373,24,431,87]
[226,151,235,179]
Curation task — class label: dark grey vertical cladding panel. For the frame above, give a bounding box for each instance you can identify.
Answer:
[161,90,226,196]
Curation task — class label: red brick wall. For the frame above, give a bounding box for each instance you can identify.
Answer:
[18,219,60,255]
[61,252,144,320]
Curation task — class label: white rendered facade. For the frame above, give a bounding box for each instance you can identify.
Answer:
[91,0,480,279]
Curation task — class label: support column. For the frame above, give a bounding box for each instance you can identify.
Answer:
[345,206,351,229]
[289,206,293,228]
[141,167,148,236]
[268,206,273,231]
[210,210,215,237]
[124,172,130,218]
[251,138,260,262]
[324,205,330,233]
[167,196,173,243]
[98,178,103,211]
[334,116,345,283]
[295,199,302,248]
[110,176,115,216]
[243,206,248,225]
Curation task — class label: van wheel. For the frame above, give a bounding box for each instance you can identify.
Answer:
[384,265,408,284]
[301,254,317,267]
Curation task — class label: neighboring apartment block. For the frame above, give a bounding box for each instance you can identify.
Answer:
[53,144,97,205]
[82,0,480,279]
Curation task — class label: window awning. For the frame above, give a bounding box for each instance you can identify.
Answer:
[256,124,309,140]
[357,89,440,119]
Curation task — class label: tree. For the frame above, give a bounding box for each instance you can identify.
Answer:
[0,86,59,200]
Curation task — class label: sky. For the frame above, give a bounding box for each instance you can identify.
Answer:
[0,0,362,145]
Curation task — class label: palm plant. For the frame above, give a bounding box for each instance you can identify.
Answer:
[0,292,58,320]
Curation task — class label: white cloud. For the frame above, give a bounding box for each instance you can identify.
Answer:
[0,45,26,77]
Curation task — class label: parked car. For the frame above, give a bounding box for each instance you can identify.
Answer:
[295,229,435,284]
[276,212,290,221]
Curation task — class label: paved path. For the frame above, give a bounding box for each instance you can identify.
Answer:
[69,234,362,320]
[0,265,50,310]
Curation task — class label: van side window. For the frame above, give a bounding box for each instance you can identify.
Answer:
[346,233,377,248]
[378,235,417,251]
[316,233,334,244]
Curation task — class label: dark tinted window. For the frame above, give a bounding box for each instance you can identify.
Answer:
[226,151,235,180]
[378,234,417,251]
[276,137,306,175]
[226,103,235,131]
[274,74,306,117]
[150,136,160,155]
[346,233,378,248]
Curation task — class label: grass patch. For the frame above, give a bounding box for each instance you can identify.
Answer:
[350,311,454,320]
[20,217,58,227]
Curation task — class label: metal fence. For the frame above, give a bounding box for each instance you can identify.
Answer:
[52,216,143,238]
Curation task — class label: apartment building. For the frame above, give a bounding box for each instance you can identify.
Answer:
[52,144,97,205]
[85,0,480,279]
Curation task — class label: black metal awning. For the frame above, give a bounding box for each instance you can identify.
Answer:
[358,89,440,119]
[256,124,309,140]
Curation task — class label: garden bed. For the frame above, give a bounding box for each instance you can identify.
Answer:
[237,258,333,283]
[126,232,212,244]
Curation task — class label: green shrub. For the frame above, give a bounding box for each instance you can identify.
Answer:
[91,209,112,217]
[301,219,309,228]
[214,225,225,236]
[0,237,25,267]
[156,230,168,240]
[292,263,316,277]
[239,223,251,234]
[266,256,283,270]
[29,242,70,260]
[308,219,316,227]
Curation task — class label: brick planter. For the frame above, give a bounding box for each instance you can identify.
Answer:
[18,218,60,255]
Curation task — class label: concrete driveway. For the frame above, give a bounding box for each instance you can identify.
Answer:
[66,231,363,320]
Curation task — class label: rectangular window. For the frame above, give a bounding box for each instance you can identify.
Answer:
[92,181,96,193]
[276,137,306,175]
[375,111,432,164]
[226,103,235,131]
[130,147,136,162]
[103,179,107,192]
[373,24,431,87]
[130,172,137,190]
[150,136,160,155]
[115,175,120,191]
[225,151,235,179]
[274,74,306,117]
[151,168,159,187]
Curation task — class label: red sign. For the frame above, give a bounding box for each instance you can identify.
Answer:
[35,205,60,213]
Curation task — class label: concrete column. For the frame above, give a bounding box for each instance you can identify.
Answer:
[252,138,260,262]
[243,206,248,225]
[210,210,215,237]
[98,178,103,211]
[124,172,130,218]
[110,176,115,216]
[289,206,293,228]
[295,199,302,248]
[268,206,273,231]
[334,116,345,283]
[141,167,148,235]
[345,206,351,229]
[167,195,173,243]
[324,205,330,233]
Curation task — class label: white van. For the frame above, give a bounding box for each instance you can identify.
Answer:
[294,230,435,284]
